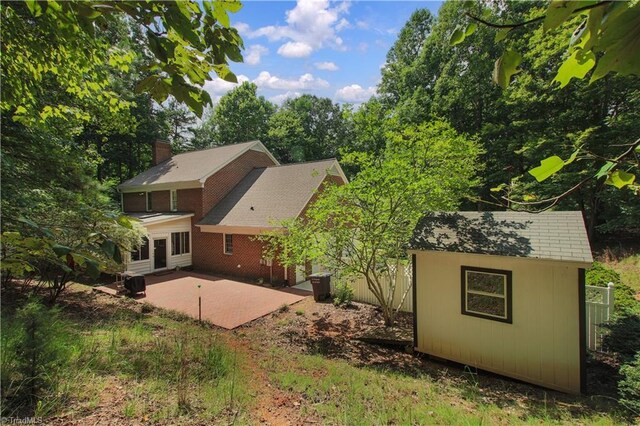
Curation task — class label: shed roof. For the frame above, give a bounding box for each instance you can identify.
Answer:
[118,141,278,191]
[409,211,593,264]
[198,159,344,229]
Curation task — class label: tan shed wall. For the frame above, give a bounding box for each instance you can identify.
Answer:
[414,251,581,394]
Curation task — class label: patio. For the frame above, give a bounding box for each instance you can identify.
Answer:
[96,270,309,329]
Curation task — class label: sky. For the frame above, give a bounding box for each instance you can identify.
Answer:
[204,0,443,106]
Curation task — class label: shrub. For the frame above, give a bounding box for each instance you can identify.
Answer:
[603,314,640,363]
[619,352,640,415]
[333,281,354,307]
[587,262,639,315]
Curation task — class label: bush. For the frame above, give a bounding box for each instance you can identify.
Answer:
[603,314,640,363]
[333,281,354,307]
[587,262,639,315]
[619,352,640,415]
[1,297,73,415]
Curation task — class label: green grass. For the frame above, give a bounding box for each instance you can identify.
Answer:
[612,254,640,293]
[263,348,624,425]
[1,295,250,424]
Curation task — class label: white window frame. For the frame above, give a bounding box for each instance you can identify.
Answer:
[223,234,233,255]
[170,190,177,212]
[461,266,512,324]
[171,231,190,256]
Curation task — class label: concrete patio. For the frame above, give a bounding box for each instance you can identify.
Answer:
[96,270,310,329]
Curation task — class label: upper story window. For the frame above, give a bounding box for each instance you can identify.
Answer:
[131,237,149,261]
[224,234,233,255]
[146,192,152,212]
[170,190,178,212]
[461,266,512,323]
[171,232,190,256]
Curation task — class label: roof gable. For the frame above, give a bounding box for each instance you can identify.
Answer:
[118,140,279,191]
[198,159,345,229]
[409,211,593,264]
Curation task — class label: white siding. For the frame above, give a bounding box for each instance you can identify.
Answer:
[124,217,192,275]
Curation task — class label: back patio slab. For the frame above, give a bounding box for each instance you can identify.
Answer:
[96,271,309,329]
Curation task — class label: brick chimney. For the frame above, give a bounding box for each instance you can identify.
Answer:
[152,140,172,165]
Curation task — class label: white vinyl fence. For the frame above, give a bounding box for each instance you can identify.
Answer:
[585,283,614,352]
[331,263,414,313]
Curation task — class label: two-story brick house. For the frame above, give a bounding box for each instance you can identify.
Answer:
[118,140,347,286]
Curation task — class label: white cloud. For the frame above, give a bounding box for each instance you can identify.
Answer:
[244,45,268,65]
[277,41,313,58]
[357,42,369,53]
[355,20,369,30]
[253,71,329,91]
[314,61,339,71]
[241,0,350,57]
[335,84,377,103]
[269,91,302,105]
[203,74,250,102]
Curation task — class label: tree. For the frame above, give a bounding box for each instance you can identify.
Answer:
[2,0,245,125]
[260,121,482,325]
[266,95,350,163]
[194,82,275,148]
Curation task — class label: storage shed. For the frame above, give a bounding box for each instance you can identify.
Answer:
[409,211,593,394]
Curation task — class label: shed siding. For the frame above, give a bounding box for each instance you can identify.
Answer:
[415,251,581,394]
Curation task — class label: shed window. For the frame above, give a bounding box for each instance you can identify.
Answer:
[461,266,512,323]
[170,190,177,211]
[171,232,190,255]
[131,237,149,261]
[224,234,233,255]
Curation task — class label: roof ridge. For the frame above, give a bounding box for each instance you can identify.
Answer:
[172,140,259,158]
[269,158,337,168]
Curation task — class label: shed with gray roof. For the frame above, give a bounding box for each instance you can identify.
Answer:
[409,211,593,395]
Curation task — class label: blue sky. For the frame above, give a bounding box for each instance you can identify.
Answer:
[204,1,443,105]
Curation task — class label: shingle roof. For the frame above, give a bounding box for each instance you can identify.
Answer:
[198,159,343,228]
[118,141,277,190]
[409,211,593,264]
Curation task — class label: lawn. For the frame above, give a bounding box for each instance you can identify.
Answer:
[1,282,634,425]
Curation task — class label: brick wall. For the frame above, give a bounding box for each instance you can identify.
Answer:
[122,192,146,212]
[177,188,202,217]
[152,140,172,165]
[202,150,276,215]
[152,190,170,212]
[192,232,293,285]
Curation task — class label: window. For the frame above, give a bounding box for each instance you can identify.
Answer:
[171,232,190,255]
[461,266,512,323]
[170,190,177,212]
[131,237,149,261]
[146,192,152,212]
[224,234,233,255]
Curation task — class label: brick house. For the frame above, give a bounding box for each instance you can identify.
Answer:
[118,140,347,286]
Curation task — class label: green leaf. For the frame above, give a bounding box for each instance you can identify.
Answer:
[553,48,596,88]
[490,183,506,192]
[523,194,537,202]
[595,161,616,178]
[101,240,116,258]
[85,259,101,279]
[221,0,243,13]
[493,49,522,89]
[464,23,477,37]
[495,28,511,43]
[450,27,465,46]
[528,156,565,182]
[605,170,636,189]
[52,244,72,258]
[543,0,581,32]
[564,147,581,165]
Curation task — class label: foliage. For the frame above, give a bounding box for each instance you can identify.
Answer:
[261,120,481,325]
[587,262,639,315]
[1,0,245,123]
[333,280,354,308]
[586,262,621,287]
[266,95,350,163]
[193,82,275,149]
[602,314,640,364]
[618,352,640,415]
[1,297,73,414]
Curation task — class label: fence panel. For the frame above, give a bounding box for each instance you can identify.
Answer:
[332,264,414,313]
[585,283,614,352]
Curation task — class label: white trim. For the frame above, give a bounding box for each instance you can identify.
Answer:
[198,140,279,186]
[129,213,194,227]
[151,234,169,271]
[145,192,152,212]
[407,249,592,268]
[119,180,202,193]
